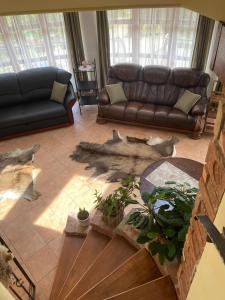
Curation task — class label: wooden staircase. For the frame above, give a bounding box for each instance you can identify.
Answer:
[49,222,178,300]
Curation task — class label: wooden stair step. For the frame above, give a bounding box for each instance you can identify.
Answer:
[49,235,85,300]
[65,235,137,300]
[104,275,178,300]
[57,229,110,299]
[77,248,161,300]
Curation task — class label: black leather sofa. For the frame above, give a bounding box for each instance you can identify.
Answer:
[0,67,76,140]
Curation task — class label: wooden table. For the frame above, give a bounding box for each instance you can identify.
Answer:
[140,157,203,195]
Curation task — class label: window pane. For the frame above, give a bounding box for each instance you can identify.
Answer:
[108,8,198,68]
[0,13,71,73]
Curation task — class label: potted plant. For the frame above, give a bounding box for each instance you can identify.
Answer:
[127,181,198,265]
[77,208,90,227]
[94,176,139,227]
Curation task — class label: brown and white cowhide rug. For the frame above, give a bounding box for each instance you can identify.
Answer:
[0,144,41,201]
[70,130,179,182]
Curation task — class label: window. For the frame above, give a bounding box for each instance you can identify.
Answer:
[0,13,71,73]
[108,8,199,68]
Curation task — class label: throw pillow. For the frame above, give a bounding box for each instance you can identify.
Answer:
[174,90,201,114]
[106,82,127,104]
[50,81,67,104]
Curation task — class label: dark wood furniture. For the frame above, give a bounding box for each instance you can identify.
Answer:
[140,157,203,195]
[74,59,99,113]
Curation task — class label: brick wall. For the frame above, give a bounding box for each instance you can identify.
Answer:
[177,101,225,300]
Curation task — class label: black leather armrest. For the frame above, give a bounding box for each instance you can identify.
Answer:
[97,88,110,105]
[64,82,76,109]
[64,82,76,124]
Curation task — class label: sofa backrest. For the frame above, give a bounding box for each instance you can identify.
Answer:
[108,64,210,106]
[18,67,72,103]
[0,67,72,107]
[0,73,23,107]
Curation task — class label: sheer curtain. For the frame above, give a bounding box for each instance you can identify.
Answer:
[0,13,71,73]
[108,8,199,68]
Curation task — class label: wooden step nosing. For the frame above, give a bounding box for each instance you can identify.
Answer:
[76,248,157,300]
[103,275,174,299]
[49,235,84,300]
[65,235,137,299]
[57,230,101,299]
[65,235,120,298]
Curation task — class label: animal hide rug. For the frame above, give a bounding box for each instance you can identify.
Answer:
[0,144,41,201]
[70,130,179,182]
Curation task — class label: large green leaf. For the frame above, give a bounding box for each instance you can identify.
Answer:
[178,226,188,242]
[136,233,149,244]
[167,242,176,259]
[135,215,149,229]
[147,232,157,240]
[164,228,176,238]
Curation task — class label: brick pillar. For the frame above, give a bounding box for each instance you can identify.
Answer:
[177,101,225,300]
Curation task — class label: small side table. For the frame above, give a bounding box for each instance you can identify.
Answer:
[140,157,203,195]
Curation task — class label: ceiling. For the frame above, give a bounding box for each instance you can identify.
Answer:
[0,0,224,21]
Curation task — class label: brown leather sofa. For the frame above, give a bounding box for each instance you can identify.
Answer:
[97,64,210,138]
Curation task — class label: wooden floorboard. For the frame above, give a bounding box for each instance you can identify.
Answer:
[78,248,161,300]
[49,234,85,300]
[58,229,110,299]
[105,276,178,300]
[66,235,137,300]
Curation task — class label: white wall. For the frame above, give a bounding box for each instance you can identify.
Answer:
[205,21,219,96]
[79,11,100,86]
[187,192,225,300]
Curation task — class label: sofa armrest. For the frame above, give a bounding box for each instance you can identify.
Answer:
[98,88,110,105]
[190,98,208,116]
[64,82,76,124]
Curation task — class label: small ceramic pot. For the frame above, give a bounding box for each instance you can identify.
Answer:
[102,208,124,228]
[78,215,90,227]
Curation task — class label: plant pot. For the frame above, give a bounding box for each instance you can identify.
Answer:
[78,216,90,227]
[102,209,124,228]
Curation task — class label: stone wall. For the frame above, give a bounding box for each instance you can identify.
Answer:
[177,101,225,300]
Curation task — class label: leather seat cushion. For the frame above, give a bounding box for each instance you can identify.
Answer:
[0,100,67,129]
[100,101,196,130]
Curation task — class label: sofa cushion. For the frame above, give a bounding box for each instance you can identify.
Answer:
[0,73,23,107]
[174,90,201,114]
[106,82,127,104]
[172,68,205,88]
[0,100,67,129]
[0,116,68,138]
[51,81,68,103]
[143,66,171,84]
[17,67,71,102]
[108,63,142,82]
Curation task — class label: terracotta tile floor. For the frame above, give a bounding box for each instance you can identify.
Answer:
[0,104,213,299]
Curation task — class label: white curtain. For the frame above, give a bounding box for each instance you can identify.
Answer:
[108,8,199,68]
[0,13,71,73]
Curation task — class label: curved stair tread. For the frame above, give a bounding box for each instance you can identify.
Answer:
[77,248,161,300]
[57,229,110,299]
[104,275,178,300]
[65,235,137,300]
[49,234,85,300]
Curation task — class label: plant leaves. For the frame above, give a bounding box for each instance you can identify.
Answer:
[136,233,149,244]
[178,226,188,242]
[141,192,151,204]
[167,242,176,258]
[147,232,157,240]
[164,228,176,238]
